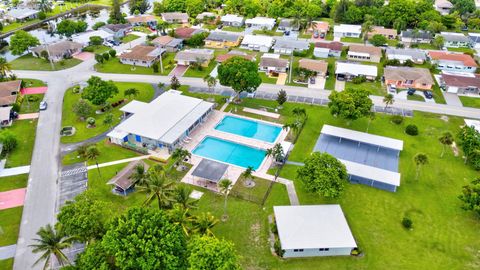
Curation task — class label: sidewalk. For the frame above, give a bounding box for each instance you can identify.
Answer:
[0,166,30,177]
[86,155,150,170]
[18,113,39,120]
[0,244,16,260]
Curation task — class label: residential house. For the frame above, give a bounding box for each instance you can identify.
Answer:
[0,106,13,127]
[0,80,21,108]
[259,54,289,74]
[278,18,299,32]
[175,27,205,39]
[401,30,433,44]
[5,8,39,22]
[72,30,114,46]
[274,205,357,258]
[215,50,256,63]
[335,61,378,81]
[428,51,478,73]
[220,14,244,27]
[245,17,276,30]
[440,73,480,95]
[101,24,132,40]
[174,49,215,67]
[151,36,183,52]
[368,26,397,39]
[468,33,480,49]
[126,14,157,27]
[240,34,274,52]
[161,12,189,24]
[196,12,217,21]
[31,40,83,62]
[333,24,362,39]
[204,32,242,49]
[435,0,453,15]
[298,59,328,77]
[306,21,329,36]
[107,160,149,195]
[384,66,434,90]
[273,38,310,55]
[119,45,165,67]
[347,45,382,63]
[439,32,470,48]
[314,42,343,58]
[385,48,427,64]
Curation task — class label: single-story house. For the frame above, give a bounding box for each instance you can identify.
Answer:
[259,53,289,74]
[174,49,215,67]
[298,59,328,77]
[333,24,361,39]
[385,48,427,64]
[0,80,21,108]
[368,26,397,40]
[151,36,183,52]
[439,32,470,48]
[428,51,478,73]
[220,14,244,27]
[347,45,382,63]
[278,18,299,32]
[240,34,274,52]
[101,24,132,40]
[71,30,114,46]
[401,30,433,44]
[5,8,39,22]
[335,61,378,81]
[204,32,242,49]
[306,21,329,35]
[273,38,310,55]
[119,45,165,67]
[108,90,214,151]
[245,17,276,30]
[175,27,205,39]
[314,42,343,58]
[468,33,480,49]
[126,14,157,27]
[0,106,13,127]
[274,205,357,258]
[440,73,480,95]
[107,160,149,195]
[215,50,256,63]
[196,12,216,21]
[161,12,189,24]
[435,0,453,15]
[384,66,434,90]
[31,40,83,62]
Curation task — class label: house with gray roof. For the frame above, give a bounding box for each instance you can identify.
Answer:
[220,14,244,27]
[204,32,242,48]
[32,40,84,62]
[468,33,480,49]
[273,38,310,55]
[439,32,470,48]
[401,30,433,44]
[175,49,215,67]
[259,53,289,73]
[278,18,299,32]
[386,48,427,64]
[161,12,189,24]
[101,24,132,40]
[5,8,39,22]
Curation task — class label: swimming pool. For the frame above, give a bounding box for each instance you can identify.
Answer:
[215,116,281,143]
[192,137,266,170]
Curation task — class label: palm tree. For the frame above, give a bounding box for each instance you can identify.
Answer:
[38,0,52,12]
[292,107,307,122]
[129,163,148,186]
[192,212,219,236]
[361,20,373,45]
[173,185,198,210]
[383,94,395,110]
[203,75,217,92]
[283,121,303,142]
[0,57,11,79]
[168,205,194,236]
[218,179,232,221]
[171,148,191,172]
[124,88,140,99]
[85,145,101,177]
[103,113,114,129]
[29,224,75,269]
[241,166,255,187]
[439,131,454,158]
[139,171,175,209]
[266,143,284,164]
[413,153,429,180]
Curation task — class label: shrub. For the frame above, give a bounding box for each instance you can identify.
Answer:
[352,75,366,84]
[152,61,159,73]
[109,49,116,58]
[270,222,278,234]
[38,11,46,20]
[405,124,419,136]
[102,52,110,61]
[0,131,17,154]
[92,21,106,30]
[27,95,39,102]
[402,217,413,229]
[274,239,284,257]
[82,47,94,52]
[87,117,96,126]
[390,115,404,125]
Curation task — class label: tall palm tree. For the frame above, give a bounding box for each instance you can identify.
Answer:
[171,148,191,172]
[292,107,307,122]
[362,20,373,45]
[414,153,429,180]
[192,212,219,236]
[203,75,217,92]
[0,57,11,79]
[139,172,176,209]
[168,205,194,236]
[383,94,395,110]
[173,185,198,210]
[439,131,454,158]
[241,166,255,187]
[29,224,75,269]
[218,179,232,221]
[129,163,148,186]
[85,145,101,177]
[366,111,376,133]
[266,143,284,164]
[283,121,303,142]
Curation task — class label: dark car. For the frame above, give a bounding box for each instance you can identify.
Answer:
[407,88,416,95]
[320,32,325,38]
[217,24,223,29]
[423,91,433,99]
[284,30,290,36]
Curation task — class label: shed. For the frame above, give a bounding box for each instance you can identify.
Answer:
[107,160,149,195]
[191,159,229,186]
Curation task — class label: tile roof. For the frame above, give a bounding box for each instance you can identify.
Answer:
[298,59,328,73]
[260,56,289,68]
[127,15,156,24]
[216,51,255,63]
[175,27,204,39]
[175,49,214,62]
[348,45,382,56]
[384,66,434,85]
[32,40,83,57]
[308,21,329,32]
[442,73,480,88]
[161,12,189,21]
[370,26,397,37]
[315,41,343,51]
[206,32,240,42]
[152,35,174,46]
[119,45,162,61]
[428,51,478,67]
[0,80,21,107]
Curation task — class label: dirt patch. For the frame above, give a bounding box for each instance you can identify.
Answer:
[440,115,449,122]
[451,141,459,157]
[250,222,261,246]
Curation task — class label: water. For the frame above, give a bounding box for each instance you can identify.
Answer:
[192,137,267,170]
[215,116,281,143]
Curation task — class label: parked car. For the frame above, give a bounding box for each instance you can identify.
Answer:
[407,88,416,95]
[284,30,290,36]
[309,77,316,84]
[388,84,397,94]
[217,25,223,29]
[313,31,319,38]
[39,101,47,111]
[110,40,121,46]
[320,32,325,39]
[423,91,433,99]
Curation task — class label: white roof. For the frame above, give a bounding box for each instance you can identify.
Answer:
[245,17,276,26]
[280,141,292,156]
[72,30,113,44]
[0,106,11,122]
[221,14,244,23]
[321,125,404,151]
[340,158,401,186]
[335,62,378,77]
[120,100,147,114]
[108,129,129,140]
[274,205,357,250]
[7,8,39,19]
[110,91,214,145]
[334,24,361,34]
[465,119,480,133]
[241,34,274,47]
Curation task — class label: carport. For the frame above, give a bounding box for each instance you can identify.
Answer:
[191,159,228,189]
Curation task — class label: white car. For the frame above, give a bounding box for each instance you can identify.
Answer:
[39,101,47,111]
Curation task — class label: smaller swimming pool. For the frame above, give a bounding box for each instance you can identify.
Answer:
[192,137,266,170]
[215,116,281,143]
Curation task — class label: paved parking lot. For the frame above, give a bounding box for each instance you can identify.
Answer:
[58,163,87,209]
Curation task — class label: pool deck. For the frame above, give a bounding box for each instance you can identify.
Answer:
[181,111,289,192]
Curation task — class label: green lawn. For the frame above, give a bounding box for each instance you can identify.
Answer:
[10,54,82,71]
[178,85,227,108]
[20,78,46,87]
[259,72,278,84]
[2,19,40,33]
[341,37,363,43]
[4,119,37,168]
[324,58,337,90]
[95,53,175,75]
[132,26,153,34]
[407,94,425,102]
[0,174,28,192]
[447,47,476,54]
[345,81,386,96]
[0,207,23,246]
[459,95,480,108]
[84,45,111,54]
[432,81,447,104]
[252,29,284,36]
[60,82,154,144]
[386,39,399,47]
[222,26,244,32]
[19,94,44,114]
[415,43,437,50]
[183,50,227,78]
[0,259,13,270]
[121,34,140,43]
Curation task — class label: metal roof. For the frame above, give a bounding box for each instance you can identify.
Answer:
[335,62,378,77]
[340,158,401,186]
[273,38,310,51]
[241,34,274,47]
[191,159,228,183]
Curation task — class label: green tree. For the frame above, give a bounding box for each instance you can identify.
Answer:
[457,125,480,168]
[9,30,40,55]
[124,87,140,99]
[361,20,373,44]
[72,99,92,120]
[458,178,480,216]
[173,185,198,210]
[129,162,148,186]
[103,113,114,128]
[73,241,112,269]
[102,52,110,61]
[383,93,395,109]
[85,145,101,176]
[95,53,104,64]
[0,57,11,79]
[186,0,204,18]
[192,212,219,236]
[218,57,262,100]
[432,35,445,49]
[139,171,176,209]
[297,152,348,198]
[171,147,191,171]
[109,49,116,58]
[413,153,429,180]
[276,89,287,107]
[29,224,74,269]
[38,0,52,12]
[92,21,106,30]
[369,34,387,46]
[57,20,88,37]
[218,179,232,221]
[81,76,119,105]
[170,75,181,90]
[451,0,475,16]
[439,131,454,158]
[185,32,209,47]
[188,236,241,270]
[89,36,103,46]
[328,88,373,123]
[168,204,194,236]
[203,75,217,92]
[109,0,126,23]
[0,130,18,155]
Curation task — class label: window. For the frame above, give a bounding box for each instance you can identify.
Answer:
[293,249,304,252]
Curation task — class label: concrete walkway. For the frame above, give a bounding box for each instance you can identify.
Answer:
[0,244,16,260]
[18,113,39,120]
[277,177,300,205]
[86,155,150,170]
[0,166,30,177]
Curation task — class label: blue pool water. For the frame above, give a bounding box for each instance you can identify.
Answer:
[192,137,266,170]
[215,116,281,143]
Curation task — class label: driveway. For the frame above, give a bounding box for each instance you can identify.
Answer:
[396,90,436,103]
[308,76,325,89]
[169,65,189,77]
[276,73,287,85]
[334,80,345,91]
[209,64,219,78]
[20,87,47,95]
[73,52,94,61]
[443,92,463,106]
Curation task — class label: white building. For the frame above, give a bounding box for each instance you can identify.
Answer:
[240,34,274,52]
[439,32,470,48]
[245,17,276,30]
[335,62,378,81]
[108,91,214,151]
[385,48,427,64]
[5,8,39,22]
[221,14,244,27]
[274,205,357,258]
[71,30,114,46]
[435,0,453,15]
[333,24,362,39]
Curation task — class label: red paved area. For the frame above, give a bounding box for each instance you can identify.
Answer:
[20,86,48,95]
[0,188,26,210]
[169,65,189,77]
[73,52,94,61]
[18,113,39,120]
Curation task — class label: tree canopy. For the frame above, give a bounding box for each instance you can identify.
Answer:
[187,236,241,270]
[81,76,119,105]
[458,178,480,216]
[328,88,373,122]
[57,19,88,37]
[217,57,262,98]
[9,30,40,55]
[457,125,480,170]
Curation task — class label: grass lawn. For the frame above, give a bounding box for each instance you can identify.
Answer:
[259,72,278,84]
[0,259,13,270]
[20,78,46,87]
[0,207,23,246]
[60,82,154,144]
[0,174,28,192]
[252,29,284,36]
[459,95,480,108]
[345,81,386,96]
[415,43,437,50]
[386,39,399,47]
[223,26,244,32]
[95,53,175,75]
[84,45,111,54]
[407,94,425,101]
[432,81,447,104]
[10,54,82,71]
[447,47,476,54]
[231,176,273,201]
[132,26,153,34]
[4,119,37,168]
[19,94,44,113]
[324,58,337,90]
[121,34,140,43]
[183,50,227,78]
[341,37,363,43]
[178,85,227,108]
[2,19,40,33]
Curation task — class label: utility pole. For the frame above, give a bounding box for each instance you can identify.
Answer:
[289,53,293,84]
[159,52,164,74]
[43,37,55,71]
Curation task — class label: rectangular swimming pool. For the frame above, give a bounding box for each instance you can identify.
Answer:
[215,116,281,143]
[192,137,266,170]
